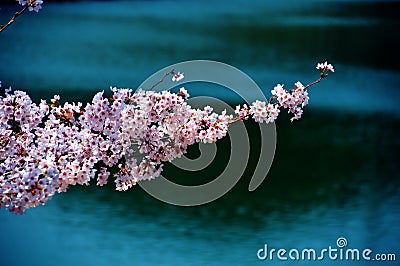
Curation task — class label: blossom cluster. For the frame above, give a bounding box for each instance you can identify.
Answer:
[0,62,333,214]
[235,81,309,122]
[17,0,43,12]
[317,61,335,75]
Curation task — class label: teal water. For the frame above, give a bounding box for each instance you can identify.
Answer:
[0,1,399,265]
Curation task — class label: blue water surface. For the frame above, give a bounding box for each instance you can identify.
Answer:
[0,0,399,265]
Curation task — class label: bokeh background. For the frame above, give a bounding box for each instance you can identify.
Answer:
[0,0,399,265]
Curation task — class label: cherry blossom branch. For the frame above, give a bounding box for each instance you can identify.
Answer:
[304,78,321,90]
[0,61,334,214]
[0,0,43,33]
[150,69,175,90]
[0,6,27,33]
[304,62,334,90]
[229,76,323,125]
[229,61,334,124]
[302,68,332,91]
[149,69,184,91]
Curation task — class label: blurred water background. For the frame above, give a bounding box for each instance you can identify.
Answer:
[0,0,399,265]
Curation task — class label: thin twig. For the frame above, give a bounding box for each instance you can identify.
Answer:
[149,69,175,91]
[228,116,242,124]
[304,77,322,90]
[0,5,29,33]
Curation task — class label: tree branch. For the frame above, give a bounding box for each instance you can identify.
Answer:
[0,5,29,33]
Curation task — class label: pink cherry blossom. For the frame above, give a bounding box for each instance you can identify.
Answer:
[0,62,334,214]
[316,61,335,76]
[172,72,184,82]
[16,0,43,12]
